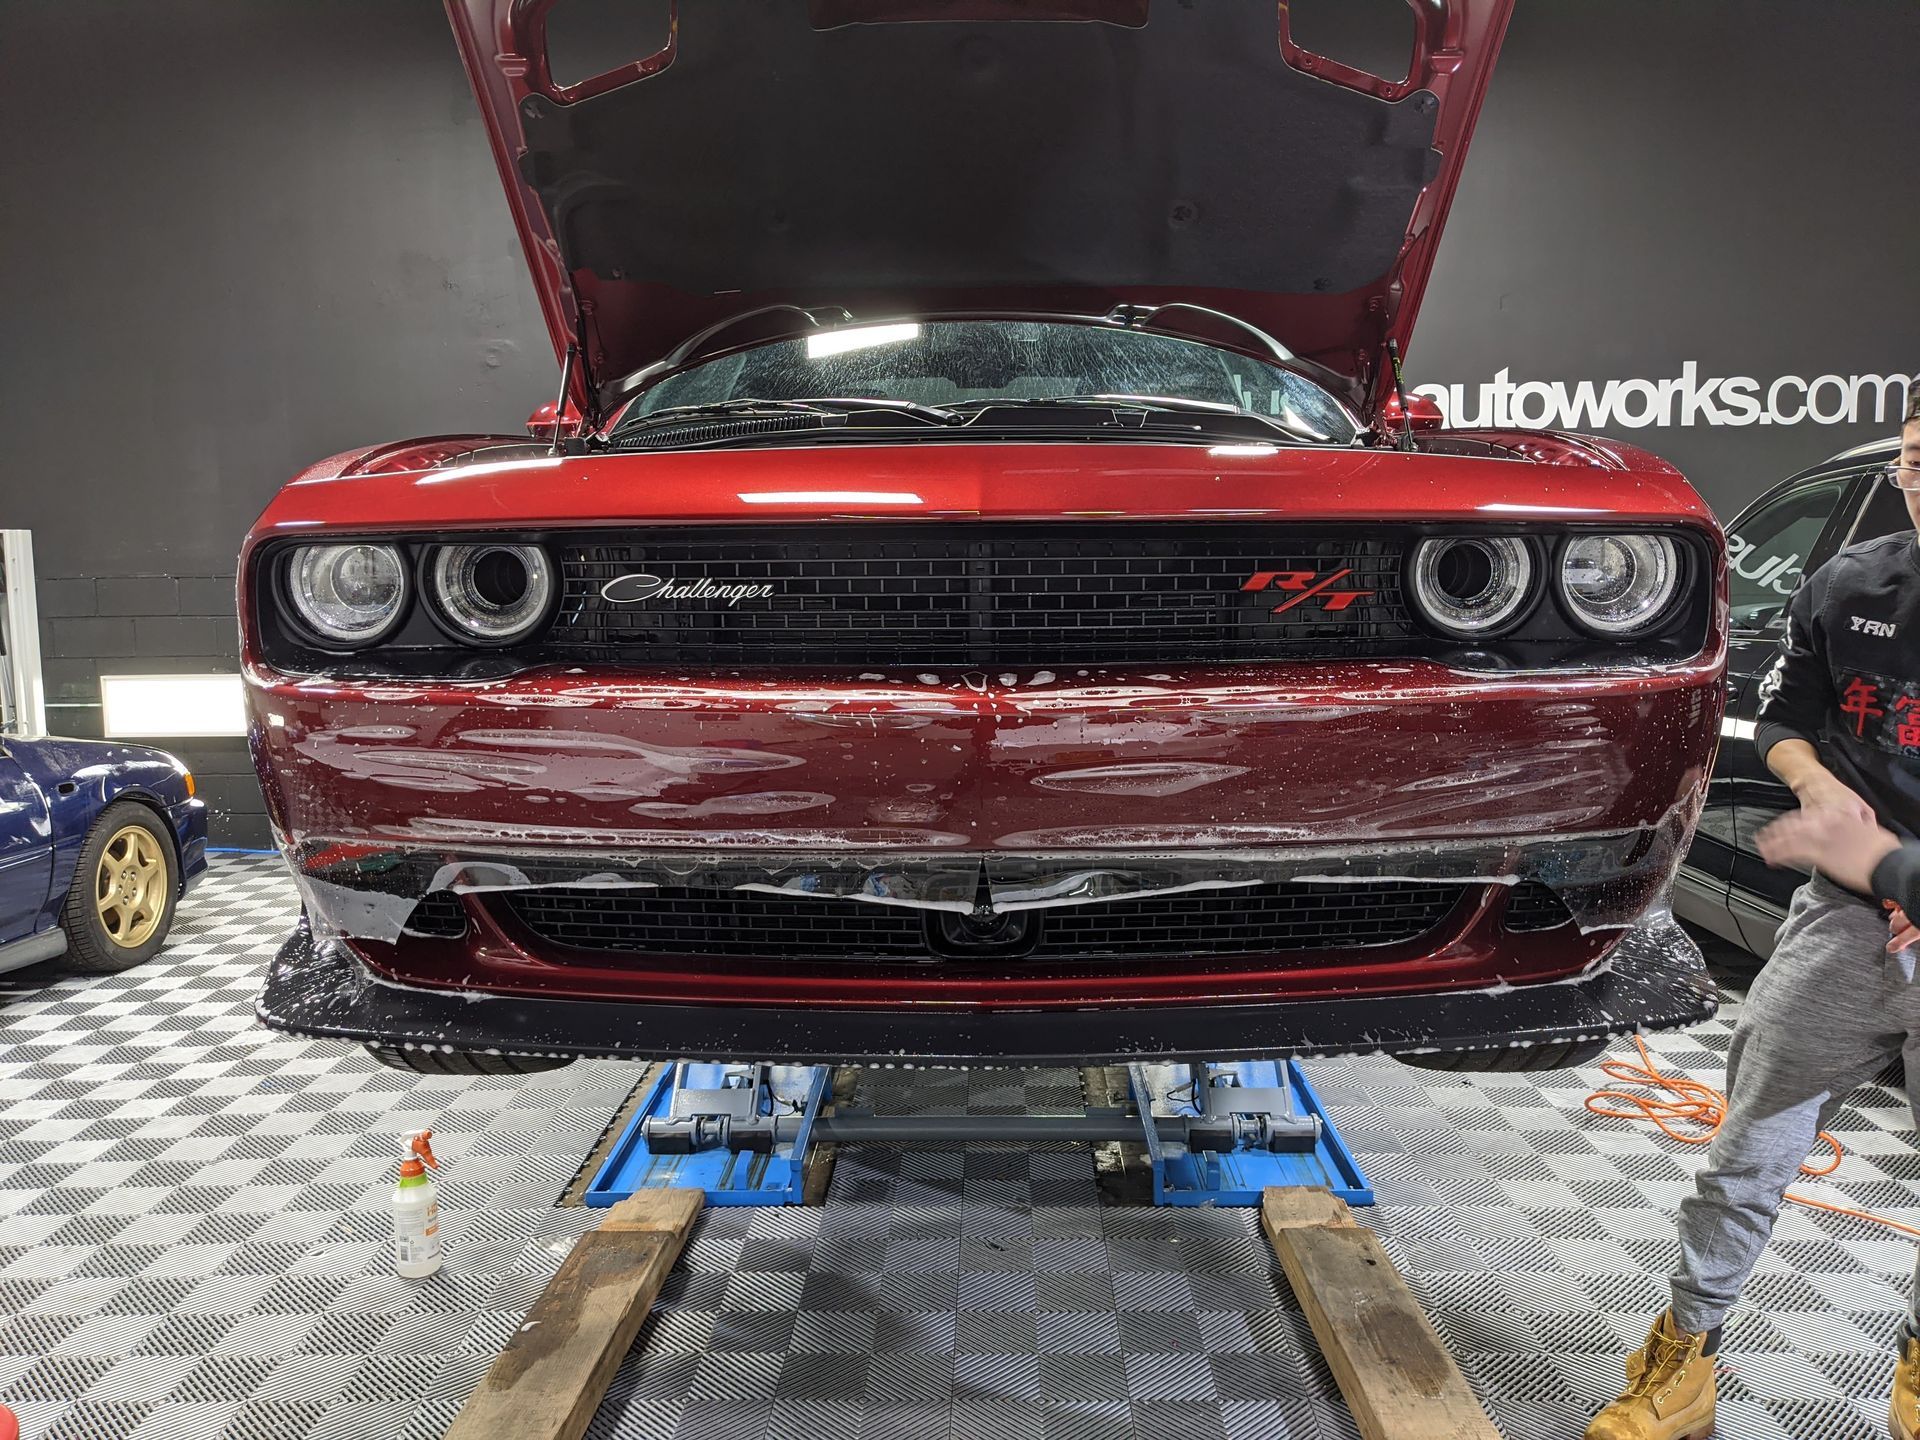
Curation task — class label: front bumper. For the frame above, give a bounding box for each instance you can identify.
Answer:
[172,797,210,893]
[272,823,1690,1011]
[247,655,1724,1050]
[258,907,1716,1067]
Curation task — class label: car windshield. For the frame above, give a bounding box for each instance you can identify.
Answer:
[624,319,1357,443]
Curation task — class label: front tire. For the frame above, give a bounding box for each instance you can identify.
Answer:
[1392,1039,1609,1074]
[60,801,179,973]
[364,1043,572,1076]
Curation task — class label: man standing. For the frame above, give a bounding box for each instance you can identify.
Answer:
[1587,377,1920,1440]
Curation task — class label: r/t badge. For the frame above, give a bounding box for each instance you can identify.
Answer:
[1240,568,1376,614]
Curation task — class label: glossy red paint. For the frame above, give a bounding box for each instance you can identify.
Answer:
[1379,390,1447,433]
[245,657,1720,857]
[524,390,590,442]
[245,437,1714,545]
[442,0,1514,418]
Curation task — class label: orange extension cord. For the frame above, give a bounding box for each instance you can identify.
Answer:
[1584,1035,1920,1240]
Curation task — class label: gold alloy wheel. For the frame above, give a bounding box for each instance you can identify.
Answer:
[95,824,166,949]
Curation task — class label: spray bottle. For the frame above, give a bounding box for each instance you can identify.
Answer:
[392,1129,443,1278]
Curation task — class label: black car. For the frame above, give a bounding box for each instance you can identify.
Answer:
[1677,435,1909,956]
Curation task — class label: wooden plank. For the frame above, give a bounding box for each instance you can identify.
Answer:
[1084,1065,1153,1206]
[803,1068,860,1207]
[445,1188,702,1440]
[801,1134,838,1206]
[595,1187,702,1233]
[1261,1186,1359,1233]
[1082,1065,1134,1111]
[1261,1186,1501,1440]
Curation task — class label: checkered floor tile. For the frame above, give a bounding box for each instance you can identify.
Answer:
[0,856,1913,1438]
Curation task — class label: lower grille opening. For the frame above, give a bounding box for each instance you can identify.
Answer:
[1031,883,1464,957]
[504,887,929,959]
[1503,881,1574,932]
[498,881,1466,963]
[401,891,469,939]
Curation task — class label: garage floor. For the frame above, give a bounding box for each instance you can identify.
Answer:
[0,856,1912,1440]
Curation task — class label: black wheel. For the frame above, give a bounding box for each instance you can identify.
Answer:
[59,800,179,973]
[1391,1039,1610,1074]
[363,1042,572,1076]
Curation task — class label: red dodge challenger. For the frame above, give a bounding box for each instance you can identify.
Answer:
[245,0,1725,1073]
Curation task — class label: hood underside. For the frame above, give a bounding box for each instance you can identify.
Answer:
[446,0,1513,416]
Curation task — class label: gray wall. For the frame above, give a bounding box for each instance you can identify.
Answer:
[3,1,1916,846]
[1414,3,1918,503]
[2,2,551,845]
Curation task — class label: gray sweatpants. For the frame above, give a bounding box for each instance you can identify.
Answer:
[1671,873,1920,1336]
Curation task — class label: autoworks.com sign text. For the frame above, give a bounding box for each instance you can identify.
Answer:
[1414,363,1914,431]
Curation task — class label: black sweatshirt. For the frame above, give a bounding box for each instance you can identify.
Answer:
[1754,531,1920,844]
[1872,846,1920,919]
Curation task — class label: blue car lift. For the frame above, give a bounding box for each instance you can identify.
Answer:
[584,1058,1370,1209]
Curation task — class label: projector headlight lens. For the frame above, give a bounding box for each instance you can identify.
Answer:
[1409,536,1535,637]
[288,543,407,645]
[1560,533,1680,634]
[428,543,554,644]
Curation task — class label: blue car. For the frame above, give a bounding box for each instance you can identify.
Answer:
[0,735,208,976]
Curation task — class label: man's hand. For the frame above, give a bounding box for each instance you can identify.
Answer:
[1766,738,1876,823]
[1756,804,1900,891]
[1889,905,1920,955]
[1789,771,1878,824]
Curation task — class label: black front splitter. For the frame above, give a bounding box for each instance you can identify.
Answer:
[256,914,1717,1068]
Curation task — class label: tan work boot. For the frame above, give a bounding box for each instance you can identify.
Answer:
[1584,1310,1717,1440]
[1893,1335,1920,1439]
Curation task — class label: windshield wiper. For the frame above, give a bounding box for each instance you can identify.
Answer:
[609,392,1322,452]
[949,393,1316,443]
[1036,393,1247,414]
[617,396,960,434]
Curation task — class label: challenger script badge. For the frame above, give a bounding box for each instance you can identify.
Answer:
[600,574,776,606]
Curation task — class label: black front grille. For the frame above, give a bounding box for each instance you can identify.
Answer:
[552,525,1413,666]
[1502,881,1574,932]
[500,881,1464,964]
[504,887,929,958]
[1031,883,1464,958]
[402,891,468,938]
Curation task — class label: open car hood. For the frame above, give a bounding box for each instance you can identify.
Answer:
[445,0,1513,421]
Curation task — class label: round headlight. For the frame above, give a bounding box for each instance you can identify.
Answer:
[288,543,407,645]
[1409,536,1535,637]
[428,543,554,644]
[1560,534,1680,634]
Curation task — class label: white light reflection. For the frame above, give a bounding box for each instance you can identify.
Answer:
[1478,502,1605,515]
[806,324,921,358]
[1274,401,1330,441]
[420,457,567,483]
[738,491,924,506]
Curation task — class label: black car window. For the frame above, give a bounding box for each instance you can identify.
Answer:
[1725,475,1850,631]
[1843,462,1914,547]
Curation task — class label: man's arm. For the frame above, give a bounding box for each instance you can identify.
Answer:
[1758,806,1901,896]
[1757,808,1919,948]
[1753,565,1869,816]
[1765,738,1875,820]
